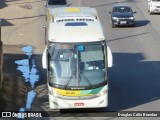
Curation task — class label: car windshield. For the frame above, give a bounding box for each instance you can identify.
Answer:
[113,6,132,13]
[48,41,107,89]
[48,0,67,5]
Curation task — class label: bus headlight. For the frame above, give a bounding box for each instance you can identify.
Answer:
[99,100,104,105]
[49,89,60,97]
[96,90,107,97]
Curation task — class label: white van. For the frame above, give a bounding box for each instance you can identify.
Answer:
[148,0,160,14]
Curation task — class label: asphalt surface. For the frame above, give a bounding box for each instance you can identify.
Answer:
[1,0,160,120]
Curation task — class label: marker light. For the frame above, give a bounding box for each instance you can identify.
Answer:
[66,8,80,12]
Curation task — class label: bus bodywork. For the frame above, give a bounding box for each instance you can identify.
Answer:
[42,7,113,109]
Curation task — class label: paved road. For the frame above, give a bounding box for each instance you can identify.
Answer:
[1,0,160,120]
[90,0,160,112]
[33,0,160,119]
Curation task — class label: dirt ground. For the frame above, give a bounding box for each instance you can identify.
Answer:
[0,0,39,111]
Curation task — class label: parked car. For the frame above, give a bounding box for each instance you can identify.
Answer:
[45,0,69,8]
[109,6,136,28]
[148,0,160,15]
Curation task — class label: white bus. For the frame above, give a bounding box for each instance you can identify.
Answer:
[42,7,113,109]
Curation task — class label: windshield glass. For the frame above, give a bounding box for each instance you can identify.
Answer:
[48,41,107,89]
[113,6,132,13]
[48,0,67,5]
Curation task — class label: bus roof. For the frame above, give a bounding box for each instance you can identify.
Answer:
[48,21,105,43]
[49,7,98,22]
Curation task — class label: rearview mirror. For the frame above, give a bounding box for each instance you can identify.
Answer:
[107,46,113,68]
[42,47,47,69]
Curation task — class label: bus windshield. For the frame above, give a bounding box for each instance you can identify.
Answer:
[48,41,107,89]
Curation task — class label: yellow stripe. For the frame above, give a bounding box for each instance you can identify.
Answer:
[53,88,93,97]
[54,88,80,96]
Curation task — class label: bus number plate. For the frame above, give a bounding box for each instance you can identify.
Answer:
[74,103,84,106]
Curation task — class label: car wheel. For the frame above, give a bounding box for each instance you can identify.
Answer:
[150,11,153,15]
[112,23,116,28]
[132,23,135,27]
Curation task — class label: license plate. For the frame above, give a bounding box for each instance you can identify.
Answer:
[74,103,84,106]
[120,21,127,24]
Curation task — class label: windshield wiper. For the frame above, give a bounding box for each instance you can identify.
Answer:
[63,64,77,89]
[80,73,94,88]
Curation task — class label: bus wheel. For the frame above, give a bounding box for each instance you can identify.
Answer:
[97,107,107,112]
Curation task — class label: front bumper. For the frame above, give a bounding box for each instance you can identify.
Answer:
[112,19,135,26]
[150,7,160,13]
[48,93,108,109]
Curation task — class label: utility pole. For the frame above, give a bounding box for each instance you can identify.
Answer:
[0,19,2,45]
[0,19,1,44]
[0,19,3,88]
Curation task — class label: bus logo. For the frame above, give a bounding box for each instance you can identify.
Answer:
[74,103,84,106]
